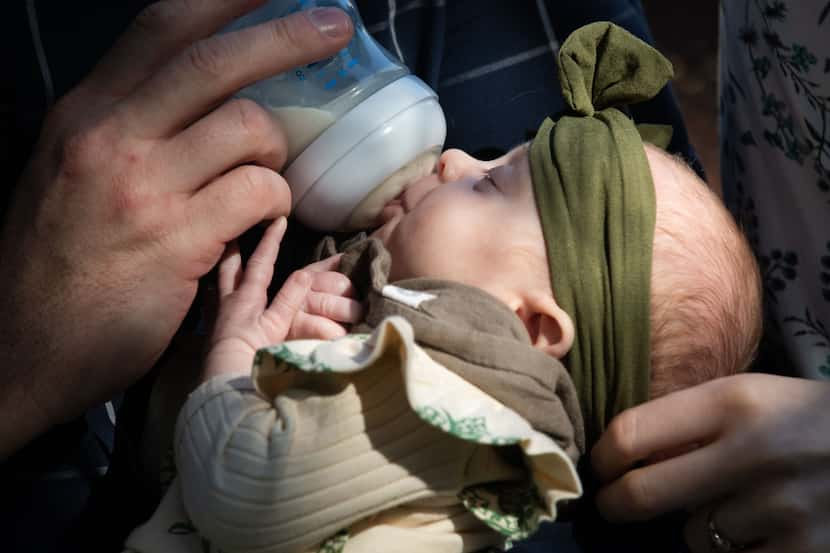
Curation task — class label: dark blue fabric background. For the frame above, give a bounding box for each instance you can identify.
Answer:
[4,2,695,551]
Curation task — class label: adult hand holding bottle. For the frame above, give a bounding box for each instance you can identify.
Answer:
[0,0,353,460]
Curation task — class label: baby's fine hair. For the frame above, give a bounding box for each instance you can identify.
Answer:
[647,150,763,398]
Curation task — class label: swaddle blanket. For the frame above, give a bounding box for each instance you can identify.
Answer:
[125,242,583,553]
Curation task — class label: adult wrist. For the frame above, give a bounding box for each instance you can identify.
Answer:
[0,250,67,458]
[0,345,54,460]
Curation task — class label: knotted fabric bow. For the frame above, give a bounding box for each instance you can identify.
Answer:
[529,21,674,445]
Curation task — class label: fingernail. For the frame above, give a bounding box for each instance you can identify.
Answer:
[307,7,352,38]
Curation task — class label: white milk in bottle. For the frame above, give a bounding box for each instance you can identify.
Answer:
[222,0,446,231]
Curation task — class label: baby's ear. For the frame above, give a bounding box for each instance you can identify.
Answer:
[516,291,574,359]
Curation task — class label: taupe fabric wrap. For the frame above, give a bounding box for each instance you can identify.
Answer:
[315,236,585,459]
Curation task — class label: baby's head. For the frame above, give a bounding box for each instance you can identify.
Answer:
[643,145,762,397]
[373,21,762,442]
[373,142,762,400]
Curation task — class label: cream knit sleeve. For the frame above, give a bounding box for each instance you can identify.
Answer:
[174,365,497,553]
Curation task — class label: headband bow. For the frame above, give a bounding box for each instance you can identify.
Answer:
[529,22,673,444]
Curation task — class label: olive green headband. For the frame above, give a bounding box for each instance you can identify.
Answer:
[529,22,674,445]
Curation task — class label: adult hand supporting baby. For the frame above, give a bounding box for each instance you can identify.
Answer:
[0,0,353,460]
[592,373,830,552]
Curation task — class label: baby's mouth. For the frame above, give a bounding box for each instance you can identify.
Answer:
[370,192,407,243]
[378,189,407,222]
[384,196,403,209]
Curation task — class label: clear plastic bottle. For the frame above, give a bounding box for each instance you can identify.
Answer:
[222,0,446,231]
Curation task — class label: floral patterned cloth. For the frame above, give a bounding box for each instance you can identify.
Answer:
[721,0,830,377]
[256,317,582,551]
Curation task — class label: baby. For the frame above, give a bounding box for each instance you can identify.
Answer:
[124,22,761,553]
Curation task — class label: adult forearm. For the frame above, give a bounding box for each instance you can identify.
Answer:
[0,265,108,459]
[0,254,62,459]
[0,240,169,459]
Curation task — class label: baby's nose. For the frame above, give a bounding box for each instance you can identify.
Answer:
[438,148,486,182]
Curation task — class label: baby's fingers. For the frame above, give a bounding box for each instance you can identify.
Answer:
[217,240,243,298]
[288,312,348,341]
[241,217,287,292]
[304,254,343,274]
[263,268,313,340]
[304,291,363,323]
[309,270,357,298]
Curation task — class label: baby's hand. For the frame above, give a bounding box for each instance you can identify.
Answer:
[203,218,363,380]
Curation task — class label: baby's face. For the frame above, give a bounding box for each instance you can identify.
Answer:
[372,143,548,300]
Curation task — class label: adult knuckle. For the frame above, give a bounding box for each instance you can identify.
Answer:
[722,379,766,419]
[236,165,273,197]
[605,409,640,463]
[618,471,657,519]
[230,99,273,141]
[108,175,156,223]
[186,37,231,79]
[110,191,168,246]
[237,166,290,215]
[268,17,305,53]
[230,168,269,215]
[261,122,288,169]
[58,124,111,178]
[132,0,177,34]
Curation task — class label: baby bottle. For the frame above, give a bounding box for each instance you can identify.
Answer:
[222,0,446,231]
